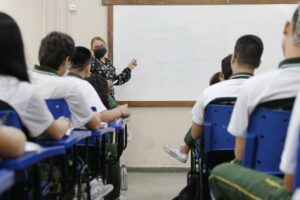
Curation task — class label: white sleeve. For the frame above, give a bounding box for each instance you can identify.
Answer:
[66,85,95,128]
[23,90,54,137]
[280,93,300,174]
[191,94,205,125]
[86,84,107,112]
[227,82,258,138]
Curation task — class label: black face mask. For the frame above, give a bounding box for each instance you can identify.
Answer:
[94,47,107,59]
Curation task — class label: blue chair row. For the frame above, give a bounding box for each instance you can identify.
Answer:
[202,103,292,175]
[0,170,14,196]
[0,99,128,200]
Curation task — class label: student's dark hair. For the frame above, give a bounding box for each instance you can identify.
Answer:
[292,6,300,37]
[221,54,233,80]
[70,46,91,70]
[209,72,221,86]
[39,31,75,70]
[87,74,110,108]
[0,12,30,82]
[234,35,263,67]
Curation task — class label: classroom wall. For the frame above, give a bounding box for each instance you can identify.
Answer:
[0,0,189,168]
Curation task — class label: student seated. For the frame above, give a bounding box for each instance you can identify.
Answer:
[210,5,300,199]
[87,74,118,110]
[164,38,262,163]
[67,46,130,122]
[0,12,69,140]
[209,91,300,200]
[0,126,26,158]
[30,32,101,130]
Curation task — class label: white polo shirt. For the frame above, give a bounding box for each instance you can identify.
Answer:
[30,65,94,129]
[65,72,107,112]
[228,58,300,138]
[192,73,253,125]
[280,91,300,174]
[0,75,54,137]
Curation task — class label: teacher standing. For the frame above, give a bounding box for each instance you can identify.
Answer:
[90,36,138,97]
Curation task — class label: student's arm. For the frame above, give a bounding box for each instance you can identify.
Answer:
[100,104,130,123]
[284,174,294,193]
[191,122,204,139]
[44,117,70,140]
[0,126,26,157]
[100,109,122,123]
[85,112,101,130]
[118,104,130,118]
[235,137,245,161]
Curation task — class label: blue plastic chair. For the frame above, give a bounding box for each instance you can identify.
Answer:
[45,99,71,119]
[45,99,93,199]
[0,110,21,129]
[0,170,15,195]
[243,107,291,175]
[204,104,235,153]
[294,137,300,190]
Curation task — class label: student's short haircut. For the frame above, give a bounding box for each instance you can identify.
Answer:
[234,35,263,67]
[70,46,91,70]
[90,36,106,48]
[292,5,300,44]
[39,32,75,70]
[221,54,233,80]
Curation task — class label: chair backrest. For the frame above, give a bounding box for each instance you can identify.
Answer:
[243,107,291,175]
[0,110,22,129]
[0,100,22,129]
[204,103,235,153]
[45,99,71,119]
[294,141,300,190]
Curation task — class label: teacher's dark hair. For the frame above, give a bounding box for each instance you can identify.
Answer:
[0,12,30,82]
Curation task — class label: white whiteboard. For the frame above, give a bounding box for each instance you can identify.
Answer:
[113,5,297,101]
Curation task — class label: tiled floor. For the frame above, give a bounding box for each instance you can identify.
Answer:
[120,172,187,200]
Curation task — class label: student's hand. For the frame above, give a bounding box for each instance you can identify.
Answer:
[107,80,113,90]
[119,104,130,118]
[128,59,138,70]
[58,116,72,129]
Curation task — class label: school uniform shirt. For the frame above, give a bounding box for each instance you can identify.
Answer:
[66,72,107,112]
[280,91,300,175]
[192,73,253,125]
[30,65,94,129]
[0,75,54,137]
[228,58,300,138]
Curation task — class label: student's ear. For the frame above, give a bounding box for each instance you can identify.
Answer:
[255,60,261,69]
[283,21,291,36]
[84,64,91,75]
[231,53,236,66]
[220,72,225,81]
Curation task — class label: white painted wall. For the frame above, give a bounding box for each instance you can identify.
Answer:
[0,0,189,168]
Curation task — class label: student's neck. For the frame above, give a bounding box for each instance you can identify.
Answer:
[70,70,86,79]
[232,65,254,75]
[284,45,300,59]
[101,57,106,62]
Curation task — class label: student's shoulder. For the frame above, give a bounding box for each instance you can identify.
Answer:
[241,70,280,89]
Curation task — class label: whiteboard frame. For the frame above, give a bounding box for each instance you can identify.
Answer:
[105,1,298,107]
